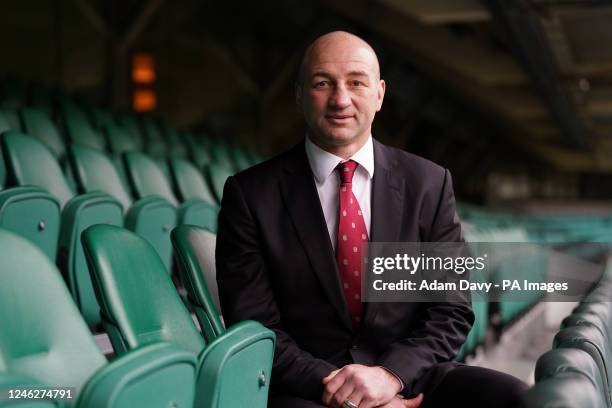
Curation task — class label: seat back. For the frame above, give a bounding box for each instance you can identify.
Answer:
[69,145,133,212]
[0,108,14,135]
[2,131,74,208]
[161,123,187,157]
[523,348,607,407]
[0,229,106,396]
[123,152,178,206]
[141,118,166,157]
[60,102,105,150]
[171,225,225,342]
[184,132,211,168]
[19,107,66,160]
[0,108,21,132]
[204,162,234,204]
[554,324,612,405]
[82,224,205,355]
[90,107,115,129]
[114,113,145,151]
[103,123,140,154]
[169,158,217,205]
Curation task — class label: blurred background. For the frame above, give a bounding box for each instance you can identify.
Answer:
[2,0,612,392]
[5,0,612,206]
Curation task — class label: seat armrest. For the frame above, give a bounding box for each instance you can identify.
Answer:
[78,342,197,408]
[195,320,275,408]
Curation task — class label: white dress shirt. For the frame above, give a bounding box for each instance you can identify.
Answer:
[305,135,374,251]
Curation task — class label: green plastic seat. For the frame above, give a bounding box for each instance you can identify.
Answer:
[89,107,115,129]
[203,162,234,204]
[102,123,140,154]
[0,130,62,260]
[0,228,197,408]
[169,158,218,232]
[0,185,60,262]
[523,348,607,407]
[2,131,123,327]
[161,123,187,158]
[19,107,66,160]
[554,324,612,406]
[114,113,145,151]
[229,146,253,172]
[81,224,276,408]
[171,225,224,342]
[123,152,219,240]
[68,144,177,272]
[59,101,105,150]
[184,132,212,168]
[0,109,15,134]
[141,117,166,157]
[0,108,21,132]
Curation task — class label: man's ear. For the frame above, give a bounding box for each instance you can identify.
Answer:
[376,79,386,112]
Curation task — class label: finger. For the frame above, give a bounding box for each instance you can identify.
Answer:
[323,371,348,406]
[323,369,341,385]
[331,383,358,408]
[404,393,424,408]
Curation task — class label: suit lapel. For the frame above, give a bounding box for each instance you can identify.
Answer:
[279,142,354,332]
[364,140,406,325]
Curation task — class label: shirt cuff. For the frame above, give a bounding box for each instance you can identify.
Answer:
[378,366,405,392]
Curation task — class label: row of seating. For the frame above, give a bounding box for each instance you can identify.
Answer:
[0,81,258,331]
[523,256,612,407]
[0,77,262,172]
[457,203,612,360]
[0,223,275,407]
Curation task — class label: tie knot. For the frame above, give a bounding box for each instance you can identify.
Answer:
[337,160,358,184]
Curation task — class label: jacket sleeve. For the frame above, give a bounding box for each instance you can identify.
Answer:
[377,169,474,395]
[215,175,337,402]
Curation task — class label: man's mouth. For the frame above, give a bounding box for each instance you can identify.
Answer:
[326,115,353,123]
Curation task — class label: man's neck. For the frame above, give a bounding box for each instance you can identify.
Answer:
[308,134,370,159]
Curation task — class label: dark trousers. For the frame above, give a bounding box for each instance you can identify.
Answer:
[269,366,528,408]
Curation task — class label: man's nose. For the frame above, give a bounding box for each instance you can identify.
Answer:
[329,85,351,109]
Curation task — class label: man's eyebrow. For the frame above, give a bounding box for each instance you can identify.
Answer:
[310,71,334,79]
[346,70,369,77]
[310,70,371,79]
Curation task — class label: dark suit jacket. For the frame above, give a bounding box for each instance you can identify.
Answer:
[216,139,474,402]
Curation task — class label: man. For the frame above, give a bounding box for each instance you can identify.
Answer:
[216,31,526,408]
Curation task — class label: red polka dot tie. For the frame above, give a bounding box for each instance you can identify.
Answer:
[336,160,368,326]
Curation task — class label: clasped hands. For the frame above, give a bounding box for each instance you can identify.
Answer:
[322,364,424,408]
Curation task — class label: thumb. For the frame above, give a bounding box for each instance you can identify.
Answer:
[404,393,424,408]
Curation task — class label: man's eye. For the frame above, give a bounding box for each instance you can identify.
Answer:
[314,81,328,88]
[350,80,362,87]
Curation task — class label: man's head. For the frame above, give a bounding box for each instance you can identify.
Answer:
[296,31,385,157]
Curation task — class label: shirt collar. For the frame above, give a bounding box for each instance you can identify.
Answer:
[305,135,374,183]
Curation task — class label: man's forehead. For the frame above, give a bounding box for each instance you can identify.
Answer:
[308,60,375,78]
[305,50,379,77]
